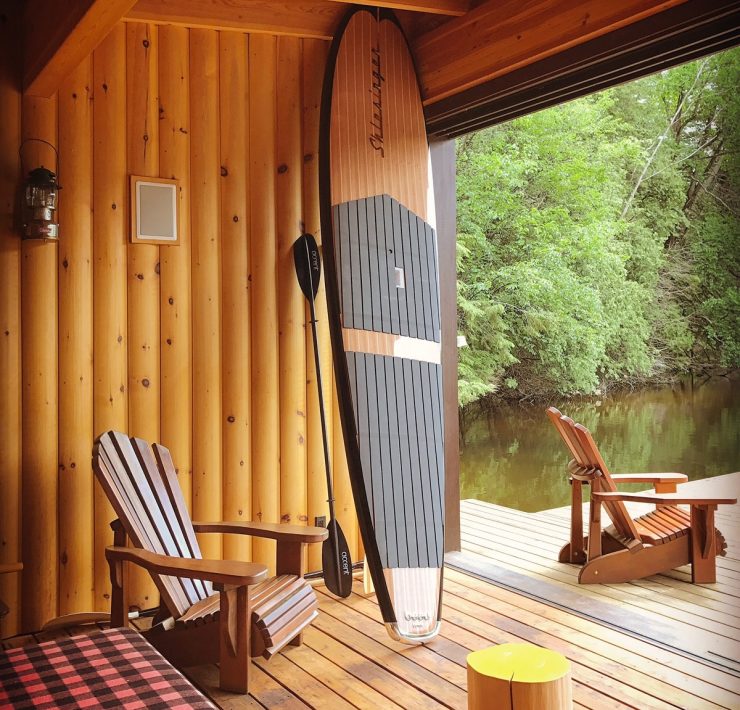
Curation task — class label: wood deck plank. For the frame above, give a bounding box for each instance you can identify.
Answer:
[460,513,740,622]
[461,503,740,623]
[313,589,467,706]
[322,582,637,710]
[184,664,266,709]
[303,626,436,710]
[253,653,356,710]
[443,568,740,699]
[460,533,740,643]
[443,572,740,709]
[281,638,406,710]
[439,599,680,710]
[463,495,740,586]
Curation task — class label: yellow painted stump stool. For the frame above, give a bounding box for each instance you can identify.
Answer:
[467,643,572,710]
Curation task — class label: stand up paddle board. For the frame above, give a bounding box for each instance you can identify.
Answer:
[320,6,444,644]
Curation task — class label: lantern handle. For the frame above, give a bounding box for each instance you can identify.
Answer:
[19,138,60,180]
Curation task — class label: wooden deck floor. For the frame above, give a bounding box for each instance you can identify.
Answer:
[3,475,738,708]
[6,566,740,708]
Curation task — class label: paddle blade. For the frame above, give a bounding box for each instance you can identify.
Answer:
[293,233,321,300]
[322,519,353,598]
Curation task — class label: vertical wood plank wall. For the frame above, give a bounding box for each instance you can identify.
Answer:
[91,24,128,613]
[0,21,364,635]
[0,3,23,636]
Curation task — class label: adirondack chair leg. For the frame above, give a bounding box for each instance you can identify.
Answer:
[558,538,588,564]
[567,479,586,563]
[580,535,690,584]
[691,505,718,584]
[276,540,306,647]
[217,585,251,693]
[587,499,602,562]
[109,520,129,628]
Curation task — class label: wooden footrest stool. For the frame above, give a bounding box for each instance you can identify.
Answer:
[252,574,319,657]
[467,643,572,710]
[173,574,320,659]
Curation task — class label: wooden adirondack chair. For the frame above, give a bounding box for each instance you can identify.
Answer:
[546,407,736,584]
[92,431,328,693]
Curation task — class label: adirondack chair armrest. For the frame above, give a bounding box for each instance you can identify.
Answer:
[192,521,328,543]
[592,492,737,506]
[610,473,688,493]
[105,546,269,587]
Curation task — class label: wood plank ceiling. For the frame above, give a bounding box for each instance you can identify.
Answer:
[24,0,738,139]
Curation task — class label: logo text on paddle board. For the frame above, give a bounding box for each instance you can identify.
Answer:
[369,44,385,157]
[404,612,432,629]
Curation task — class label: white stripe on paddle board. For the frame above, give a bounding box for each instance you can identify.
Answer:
[342,328,441,364]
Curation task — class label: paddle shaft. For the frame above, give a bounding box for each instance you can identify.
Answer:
[305,281,336,515]
[301,239,343,583]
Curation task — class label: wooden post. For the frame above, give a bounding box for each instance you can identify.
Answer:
[0,2,22,636]
[430,138,460,553]
[219,31,251,562]
[190,28,223,561]
[57,56,94,615]
[126,22,160,610]
[302,38,331,572]
[467,643,572,710]
[21,93,59,630]
[158,25,193,513]
[92,23,128,612]
[249,34,279,571]
[277,36,307,532]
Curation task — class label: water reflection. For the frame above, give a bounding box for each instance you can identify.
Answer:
[459,377,740,512]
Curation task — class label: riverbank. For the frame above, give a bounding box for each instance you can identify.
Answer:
[459,377,739,511]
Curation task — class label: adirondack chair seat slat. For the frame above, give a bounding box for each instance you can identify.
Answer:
[546,408,736,585]
[633,508,688,542]
[92,431,328,694]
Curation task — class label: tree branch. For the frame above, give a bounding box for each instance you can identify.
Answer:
[621,59,709,220]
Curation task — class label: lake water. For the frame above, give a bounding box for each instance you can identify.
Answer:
[459,377,739,512]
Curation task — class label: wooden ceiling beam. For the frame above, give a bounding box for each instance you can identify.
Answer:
[327,0,468,16]
[414,0,690,105]
[125,0,344,39]
[24,0,138,97]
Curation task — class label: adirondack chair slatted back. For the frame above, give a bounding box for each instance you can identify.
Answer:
[93,431,213,617]
[546,408,642,542]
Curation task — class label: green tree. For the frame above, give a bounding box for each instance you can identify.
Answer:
[456,49,740,409]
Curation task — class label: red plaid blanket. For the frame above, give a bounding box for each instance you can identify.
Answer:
[0,627,216,709]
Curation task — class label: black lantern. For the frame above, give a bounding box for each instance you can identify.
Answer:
[19,139,60,241]
[23,167,59,240]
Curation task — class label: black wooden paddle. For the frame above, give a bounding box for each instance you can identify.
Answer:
[293,233,353,598]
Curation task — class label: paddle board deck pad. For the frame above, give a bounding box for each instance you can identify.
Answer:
[319,6,444,643]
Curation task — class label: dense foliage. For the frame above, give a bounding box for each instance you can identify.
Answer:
[456,49,740,408]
